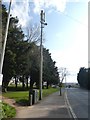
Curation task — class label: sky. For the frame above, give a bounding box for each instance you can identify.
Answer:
[2,0,89,83]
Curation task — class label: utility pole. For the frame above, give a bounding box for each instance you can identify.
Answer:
[39,10,47,100]
[0,0,12,85]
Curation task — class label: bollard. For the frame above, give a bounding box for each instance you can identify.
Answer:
[33,89,38,104]
[29,94,32,106]
[29,89,39,105]
[33,90,36,104]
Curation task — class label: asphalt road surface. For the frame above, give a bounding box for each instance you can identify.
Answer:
[66,87,88,118]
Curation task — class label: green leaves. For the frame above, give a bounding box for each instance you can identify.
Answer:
[43,48,59,85]
[77,67,89,89]
[1,102,16,118]
[2,4,26,88]
[2,4,59,90]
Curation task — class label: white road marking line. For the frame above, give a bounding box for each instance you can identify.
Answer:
[64,91,78,120]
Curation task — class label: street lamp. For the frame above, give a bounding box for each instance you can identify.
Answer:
[39,10,47,100]
[0,0,12,86]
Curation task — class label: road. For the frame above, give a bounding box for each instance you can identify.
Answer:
[66,87,88,118]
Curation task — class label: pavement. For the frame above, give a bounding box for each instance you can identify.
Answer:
[15,90,72,118]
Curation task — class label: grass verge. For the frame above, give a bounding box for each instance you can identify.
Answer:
[2,87,59,106]
[3,91,29,106]
[42,87,59,97]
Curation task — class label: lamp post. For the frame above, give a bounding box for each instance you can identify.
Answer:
[39,10,47,100]
[0,0,12,85]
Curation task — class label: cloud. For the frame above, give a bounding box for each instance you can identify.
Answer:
[33,0,68,14]
[11,0,32,27]
[2,0,89,28]
[33,0,88,14]
[2,0,68,29]
[3,0,32,27]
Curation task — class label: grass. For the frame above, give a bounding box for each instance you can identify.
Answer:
[42,87,59,97]
[2,91,29,106]
[0,102,16,118]
[2,87,59,106]
[2,91,29,100]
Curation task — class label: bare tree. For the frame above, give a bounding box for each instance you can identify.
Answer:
[26,23,46,44]
[26,24,41,43]
[59,67,69,96]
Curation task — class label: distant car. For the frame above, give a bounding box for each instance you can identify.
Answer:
[68,85,72,88]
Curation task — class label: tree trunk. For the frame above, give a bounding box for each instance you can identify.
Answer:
[2,81,7,92]
[59,83,62,96]
[26,76,28,88]
[30,79,34,90]
[42,81,44,89]
[60,87,62,96]
[15,76,17,88]
[22,75,25,89]
[2,75,10,92]
[42,85,44,89]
